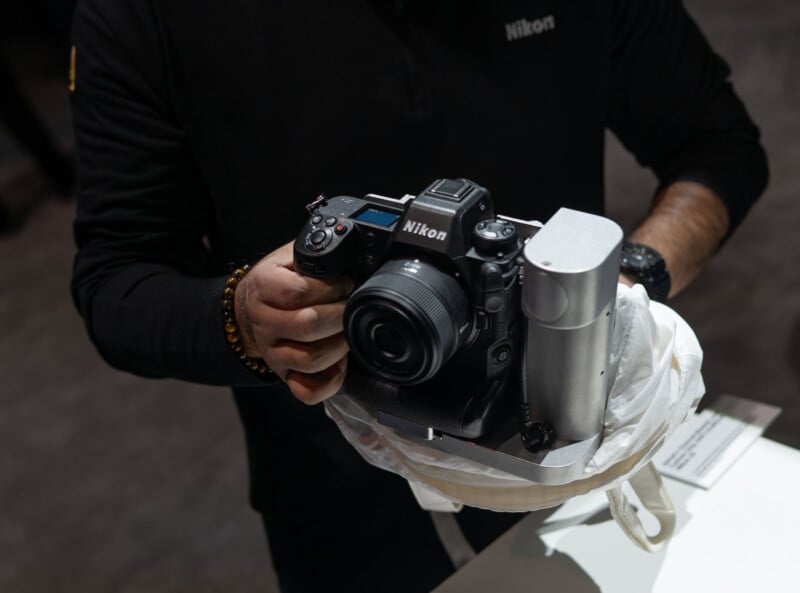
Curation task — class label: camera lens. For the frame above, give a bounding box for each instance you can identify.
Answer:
[371,324,407,361]
[345,259,472,384]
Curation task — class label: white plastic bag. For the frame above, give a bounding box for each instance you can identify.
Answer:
[325,284,704,551]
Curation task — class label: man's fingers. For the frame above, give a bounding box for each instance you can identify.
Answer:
[266,333,349,376]
[239,241,352,406]
[250,301,346,342]
[285,356,348,405]
[254,265,353,310]
[265,242,296,269]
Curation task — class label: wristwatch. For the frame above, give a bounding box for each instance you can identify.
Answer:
[619,242,671,302]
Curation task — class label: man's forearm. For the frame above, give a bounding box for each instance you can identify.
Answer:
[625,181,730,298]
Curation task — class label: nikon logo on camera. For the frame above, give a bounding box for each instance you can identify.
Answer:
[402,220,448,241]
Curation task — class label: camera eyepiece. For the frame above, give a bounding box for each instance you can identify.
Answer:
[344,259,472,385]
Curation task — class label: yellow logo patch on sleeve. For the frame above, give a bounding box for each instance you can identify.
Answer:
[69,45,76,92]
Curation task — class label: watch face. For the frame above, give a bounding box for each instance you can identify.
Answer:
[622,243,661,272]
[620,242,671,302]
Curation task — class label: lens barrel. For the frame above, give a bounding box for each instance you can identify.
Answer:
[344,259,471,384]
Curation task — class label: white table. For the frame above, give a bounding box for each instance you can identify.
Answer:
[433,438,800,593]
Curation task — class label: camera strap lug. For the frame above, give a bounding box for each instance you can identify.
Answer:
[304,194,328,214]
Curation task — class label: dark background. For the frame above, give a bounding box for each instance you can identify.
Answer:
[1,1,798,592]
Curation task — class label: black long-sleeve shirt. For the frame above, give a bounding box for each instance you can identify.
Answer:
[69,4,769,581]
[70,0,767,388]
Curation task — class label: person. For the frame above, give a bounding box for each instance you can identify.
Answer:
[69,1,767,591]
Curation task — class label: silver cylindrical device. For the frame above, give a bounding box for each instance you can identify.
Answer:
[522,208,623,442]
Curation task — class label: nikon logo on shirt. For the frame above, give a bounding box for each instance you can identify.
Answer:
[402,220,448,241]
[505,15,556,42]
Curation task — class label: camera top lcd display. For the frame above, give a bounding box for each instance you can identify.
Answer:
[354,207,400,228]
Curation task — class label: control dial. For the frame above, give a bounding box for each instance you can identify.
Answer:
[304,228,332,252]
[473,219,518,255]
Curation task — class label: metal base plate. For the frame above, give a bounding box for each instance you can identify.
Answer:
[379,410,600,485]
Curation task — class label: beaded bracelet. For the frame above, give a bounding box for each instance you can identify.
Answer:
[221,265,273,377]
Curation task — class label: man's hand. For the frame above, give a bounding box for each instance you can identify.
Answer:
[626,180,730,299]
[234,242,353,404]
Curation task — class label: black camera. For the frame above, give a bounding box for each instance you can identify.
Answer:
[295,180,625,483]
[294,179,524,438]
